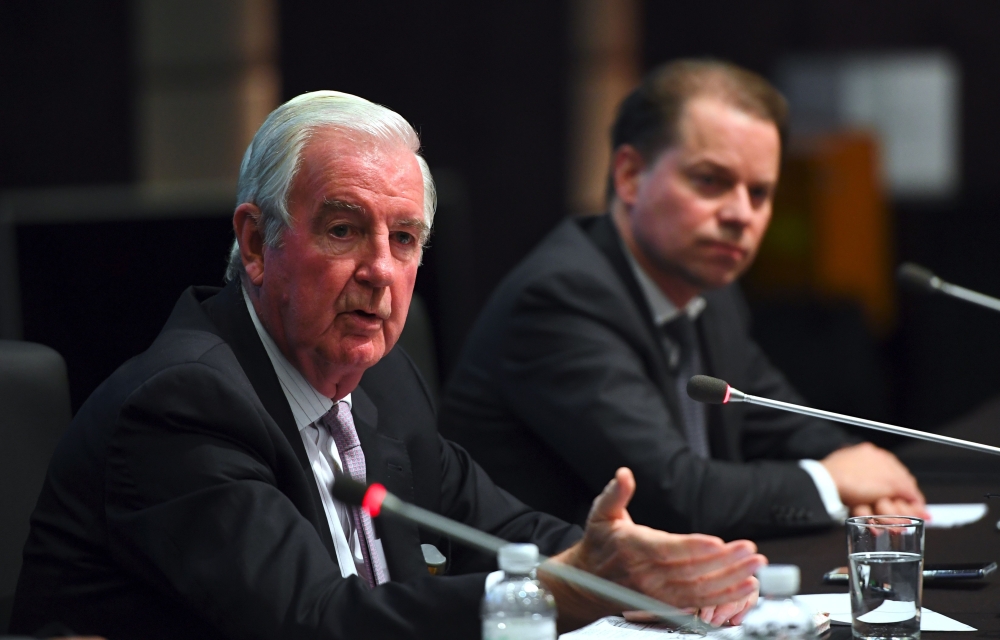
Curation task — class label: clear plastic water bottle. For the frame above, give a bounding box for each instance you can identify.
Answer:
[742,565,817,640]
[482,543,557,640]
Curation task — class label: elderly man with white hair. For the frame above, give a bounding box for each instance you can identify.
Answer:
[11,92,765,640]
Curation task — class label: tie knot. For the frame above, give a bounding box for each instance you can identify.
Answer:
[321,401,360,452]
[662,313,698,371]
[663,313,696,343]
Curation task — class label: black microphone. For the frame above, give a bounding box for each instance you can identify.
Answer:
[330,475,710,631]
[898,262,1000,313]
[687,375,1000,457]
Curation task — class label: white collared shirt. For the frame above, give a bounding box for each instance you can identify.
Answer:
[621,242,707,326]
[620,240,848,521]
[242,288,390,580]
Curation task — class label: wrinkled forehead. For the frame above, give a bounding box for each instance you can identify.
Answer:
[290,130,425,220]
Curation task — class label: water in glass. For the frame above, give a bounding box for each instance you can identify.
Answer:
[849,551,922,639]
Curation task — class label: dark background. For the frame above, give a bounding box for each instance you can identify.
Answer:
[4,0,1000,436]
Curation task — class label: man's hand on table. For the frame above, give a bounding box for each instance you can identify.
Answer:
[821,442,930,519]
[539,467,766,631]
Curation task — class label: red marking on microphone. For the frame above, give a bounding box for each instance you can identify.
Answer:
[723,386,731,404]
[363,483,387,517]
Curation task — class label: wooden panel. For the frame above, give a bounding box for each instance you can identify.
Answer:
[747,131,895,333]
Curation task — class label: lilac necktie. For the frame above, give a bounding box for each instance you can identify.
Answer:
[320,401,388,587]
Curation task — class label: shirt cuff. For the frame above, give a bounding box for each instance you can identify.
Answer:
[486,570,504,592]
[799,459,849,521]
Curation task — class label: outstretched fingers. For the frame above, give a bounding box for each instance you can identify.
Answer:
[639,546,766,608]
[659,539,760,579]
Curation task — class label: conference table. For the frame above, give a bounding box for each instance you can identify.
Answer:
[756,398,1000,639]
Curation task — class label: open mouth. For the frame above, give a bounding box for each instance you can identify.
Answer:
[344,309,386,329]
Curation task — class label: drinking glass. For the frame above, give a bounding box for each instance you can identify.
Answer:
[846,516,924,640]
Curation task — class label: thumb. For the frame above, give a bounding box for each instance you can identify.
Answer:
[588,467,636,525]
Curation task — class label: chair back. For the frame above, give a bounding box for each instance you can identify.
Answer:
[0,340,71,628]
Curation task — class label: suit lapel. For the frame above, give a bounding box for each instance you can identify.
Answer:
[348,386,383,486]
[351,385,427,581]
[201,281,338,556]
[580,215,682,422]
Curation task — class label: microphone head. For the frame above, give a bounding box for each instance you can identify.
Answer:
[331,473,369,507]
[331,473,388,517]
[687,375,731,404]
[897,262,941,293]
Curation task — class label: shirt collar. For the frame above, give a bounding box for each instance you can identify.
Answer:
[241,286,351,432]
[619,235,706,326]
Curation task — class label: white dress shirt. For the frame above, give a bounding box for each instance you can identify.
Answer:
[242,288,390,580]
[620,243,848,521]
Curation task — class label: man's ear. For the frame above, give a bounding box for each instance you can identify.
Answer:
[233,203,266,286]
[611,145,646,207]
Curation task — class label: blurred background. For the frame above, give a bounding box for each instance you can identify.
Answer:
[2,0,1000,438]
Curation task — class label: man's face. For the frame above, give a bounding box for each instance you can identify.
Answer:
[620,97,781,292]
[253,130,426,398]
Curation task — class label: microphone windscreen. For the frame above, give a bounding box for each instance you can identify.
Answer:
[331,473,369,506]
[897,262,939,293]
[687,375,730,404]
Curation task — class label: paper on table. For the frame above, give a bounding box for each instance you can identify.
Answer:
[924,503,987,528]
[560,616,746,639]
[793,593,976,631]
[856,599,917,623]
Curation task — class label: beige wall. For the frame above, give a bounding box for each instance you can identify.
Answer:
[566,0,640,215]
[135,0,280,184]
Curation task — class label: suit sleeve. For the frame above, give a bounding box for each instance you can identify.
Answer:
[493,275,836,539]
[724,288,854,462]
[359,346,584,577]
[437,436,584,575]
[104,358,517,640]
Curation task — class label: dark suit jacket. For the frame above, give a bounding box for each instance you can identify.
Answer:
[439,214,850,540]
[11,281,581,640]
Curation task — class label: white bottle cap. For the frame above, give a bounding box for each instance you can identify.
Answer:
[498,543,540,573]
[756,564,800,597]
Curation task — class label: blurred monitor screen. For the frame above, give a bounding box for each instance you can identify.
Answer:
[777,51,960,200]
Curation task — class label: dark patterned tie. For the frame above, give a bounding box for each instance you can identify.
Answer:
[320,401,389,587]
[662,314,710,459]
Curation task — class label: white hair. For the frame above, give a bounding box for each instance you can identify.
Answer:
[224,90,436,282]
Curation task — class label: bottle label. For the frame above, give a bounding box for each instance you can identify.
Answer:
[482,618,557,640]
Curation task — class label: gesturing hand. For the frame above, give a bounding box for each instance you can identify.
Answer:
[540,468,767,631]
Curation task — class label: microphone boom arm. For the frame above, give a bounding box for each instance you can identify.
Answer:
[727,391,1000,457]
[898,262,1000,313]
[939,281,1000,313]
[362,487,713,632]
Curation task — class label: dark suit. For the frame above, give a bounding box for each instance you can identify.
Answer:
[439,214,850,540]
[11,281,581,640]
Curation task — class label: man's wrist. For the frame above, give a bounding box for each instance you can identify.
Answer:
[537,545,620,633]
[799,459,849,520]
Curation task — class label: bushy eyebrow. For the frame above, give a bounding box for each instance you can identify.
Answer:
[320,199,366,215]
[319,198,429,242]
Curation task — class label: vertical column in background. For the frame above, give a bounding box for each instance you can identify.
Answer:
[566,0,640,216]
[135,0,280,185]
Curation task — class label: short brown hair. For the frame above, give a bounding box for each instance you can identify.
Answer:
[608,59,787,200]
